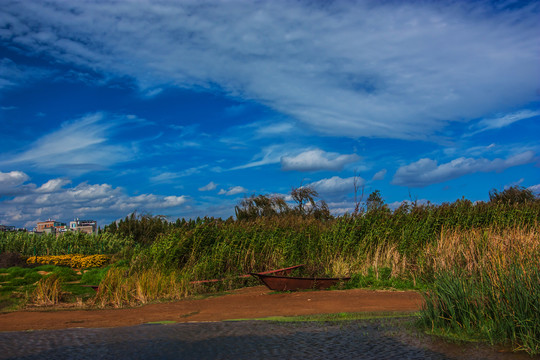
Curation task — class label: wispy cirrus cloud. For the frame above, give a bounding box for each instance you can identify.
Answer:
[469,109,540,135]
[392,151,536,188]
[0,112,150,173]
[149,166,208,183]
[230,145,286,170]
[3,1,538,139]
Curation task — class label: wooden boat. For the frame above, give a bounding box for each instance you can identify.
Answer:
[190,264,304,284]
[250,272,351,291]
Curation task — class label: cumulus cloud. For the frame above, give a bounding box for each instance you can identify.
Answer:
[0,172,188,228]
[198,181,217,192]
[218,186,247,196]
[372,169,387,181]
[307,176,364,196]
[281,149,359,172]
[36,178,72,193]
[2,1,538,139]
[0,170,32,196]
[392,151,536,187]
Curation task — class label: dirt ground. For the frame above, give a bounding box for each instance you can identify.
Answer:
[0,286,423,332]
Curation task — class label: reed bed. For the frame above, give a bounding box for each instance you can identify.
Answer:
[418,227,539,355]
[0,231,136,256]
[1,194,537,352]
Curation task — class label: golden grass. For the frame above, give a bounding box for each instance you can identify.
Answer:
[424,226,539,275]
[342,226,538,282]
[92,268,190,308]
[31,274,64,306]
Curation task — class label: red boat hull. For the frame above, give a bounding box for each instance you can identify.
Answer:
[250,273,350,291]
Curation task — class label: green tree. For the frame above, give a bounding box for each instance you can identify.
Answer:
[235,194,290,220]
[366,190,387,212]
[290,185,332,220]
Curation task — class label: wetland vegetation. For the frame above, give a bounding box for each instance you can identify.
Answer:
[0,186,538,354]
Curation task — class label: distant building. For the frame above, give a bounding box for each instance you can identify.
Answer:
[69,219,98,234]
[36,219,67,232]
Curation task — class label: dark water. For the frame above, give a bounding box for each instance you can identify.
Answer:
[0,317,533,359]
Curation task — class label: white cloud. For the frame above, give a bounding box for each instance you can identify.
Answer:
[0,174,188,228]
[254,122,295,137]
[218,186,247,196]
[198,181,217,192]
[372,169,387,181]
[230,145,286,170]
[307,176,364,196]
[393,151,536,187]
[0,112,150,173]
[281,149,359,172]
[143,87,163,98]
[150,166,207,183]
[0,170,32,196]
[471,109,540,135]
[504,178,524,190]
[3,1,538,139]
[528,184,540,194]
[36,178,71,193]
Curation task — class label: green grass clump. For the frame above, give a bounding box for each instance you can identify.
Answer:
[344,267,424,290]
[3,267,32,278]
[0,263,114,310]
[50,267,79,282]
[419,266,540,355]
[34,264,57,272]
[80,266,110,285]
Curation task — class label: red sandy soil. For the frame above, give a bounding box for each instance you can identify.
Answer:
[0,286,423,331]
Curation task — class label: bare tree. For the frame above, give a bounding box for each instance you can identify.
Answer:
[353,171,364,215]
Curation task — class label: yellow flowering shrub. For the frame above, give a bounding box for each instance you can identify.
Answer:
[27,254,110,268]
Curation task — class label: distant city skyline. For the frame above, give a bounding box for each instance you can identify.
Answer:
[1,1,539,228]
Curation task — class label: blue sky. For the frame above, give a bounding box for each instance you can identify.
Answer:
[0,0,539,229]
